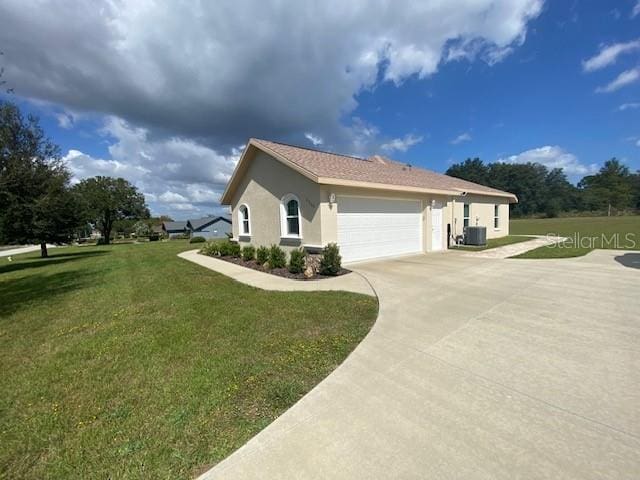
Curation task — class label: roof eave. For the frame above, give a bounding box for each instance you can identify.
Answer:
[451,188,518,203]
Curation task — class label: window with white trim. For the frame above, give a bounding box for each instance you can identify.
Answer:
[280,194,301,238]
[239,204,250,235]
[494,204,500,229]
[463,203,470,229]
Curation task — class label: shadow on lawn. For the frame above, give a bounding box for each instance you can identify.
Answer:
[0,269,96,317]
[614,253,640,270]
[0,250,107,275]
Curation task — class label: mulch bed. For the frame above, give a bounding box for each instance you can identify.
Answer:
[206,254,351,281]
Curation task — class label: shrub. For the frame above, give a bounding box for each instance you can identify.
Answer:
[319,243,342,276]
[200,241,220,256]
[242,245,256,261]
[217,240,232,256]
[288,248,305,274]
[268,244,286,269]
[256,246,269,265]
[149,233,160,242]
[229,242,242,258]
[189,236,206,244]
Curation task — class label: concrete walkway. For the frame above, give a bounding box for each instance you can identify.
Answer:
[199,249,640,480]
[178,250,375,296]
[0,244,56,258]
[463,235,565,258]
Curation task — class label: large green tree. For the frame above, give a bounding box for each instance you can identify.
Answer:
[0,101,82,257]
[445,158,489,186]
[74,176,149,244]
[578,159,633,215]
[446,158,578,217]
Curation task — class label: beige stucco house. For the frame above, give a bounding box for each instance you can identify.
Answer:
[220,139,517,263]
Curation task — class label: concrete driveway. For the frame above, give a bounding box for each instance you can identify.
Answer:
[200,250,640,479]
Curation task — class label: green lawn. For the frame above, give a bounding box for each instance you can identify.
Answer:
[450,235,535,251]
[510,216,640,258]
[0,241,377,479]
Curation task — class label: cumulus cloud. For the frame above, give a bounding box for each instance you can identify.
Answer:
[450,132,472,144]
[633,1,640,18]
[582,39,640,72]
[62,117,239,219]
[497,145,598,176]
[596,67,640,93]
[1,0,543,215]
[0,0,542,152]
[381,134,423,153]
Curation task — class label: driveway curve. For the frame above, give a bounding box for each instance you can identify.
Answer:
[199,250,640,479]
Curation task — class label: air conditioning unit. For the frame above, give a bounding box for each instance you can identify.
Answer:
[465,226,487,246]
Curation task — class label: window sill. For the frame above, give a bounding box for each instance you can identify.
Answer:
[280,235,302,240]
[280,236,302,246]
[238,234,251,239]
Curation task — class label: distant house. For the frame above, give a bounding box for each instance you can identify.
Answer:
[162,221,188,238]
[186,216,232,239]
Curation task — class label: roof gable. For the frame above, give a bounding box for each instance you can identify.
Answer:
[162,221,187,231]
[187,216,231,231]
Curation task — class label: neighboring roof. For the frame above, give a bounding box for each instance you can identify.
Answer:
[187,216,232,231]
[220,138,517,204]
[162,221,187,232]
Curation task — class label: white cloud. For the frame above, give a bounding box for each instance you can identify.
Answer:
[380,134,423,153]
[450,132,472,144]
[62,117,240,219]
[170,203,196,211]
[159,191,189,203]
[633,1,640,18]
[618,102,640,111]
[304,133,323,146]
[1,0,543,215]
[596,67,640,93]
[497,145,598,176]
[0,0,543,152]
[582,39,640,72]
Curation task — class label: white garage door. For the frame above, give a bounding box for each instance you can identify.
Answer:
[337,196,422,263]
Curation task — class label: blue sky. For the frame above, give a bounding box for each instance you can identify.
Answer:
[1,0,639,218]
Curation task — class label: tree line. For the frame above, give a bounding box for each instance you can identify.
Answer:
[445,158,640,217]
[0,101,149,257]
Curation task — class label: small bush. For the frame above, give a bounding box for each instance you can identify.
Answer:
[319,243,342,276]
[229,242,242,258]
[149,233,160,242]
[96,237,107,245]
[200,241,220,256]
[189,236,206,243]
[217,240,232,256]
[256,246,269,265]
[288,248,305,274]
[242,245,256,261]
[268,244,286,269]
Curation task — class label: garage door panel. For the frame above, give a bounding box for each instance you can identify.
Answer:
[337,196,422,263]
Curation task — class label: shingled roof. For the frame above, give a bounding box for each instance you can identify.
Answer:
[220,138,517,204]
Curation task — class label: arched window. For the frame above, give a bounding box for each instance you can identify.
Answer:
[280,194,301,238]
[239,204,250,235]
